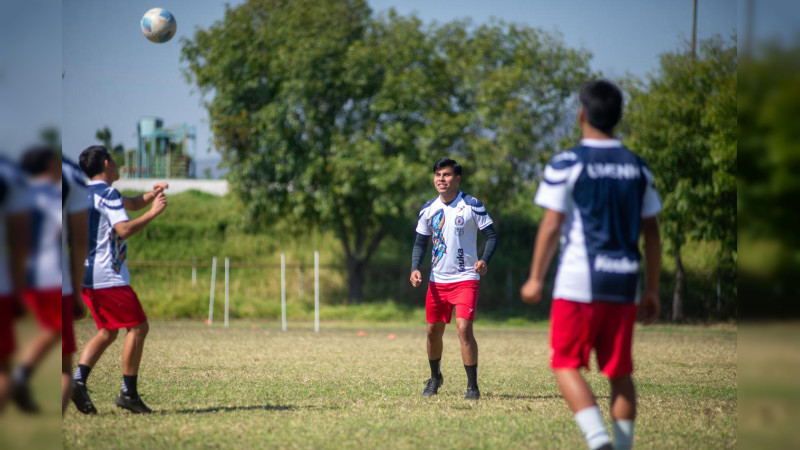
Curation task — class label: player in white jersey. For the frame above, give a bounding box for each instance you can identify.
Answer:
[410,158,498,400]
[10,146,73,414]
[521,80,662,450]
[0,156,29,412]
[61,156,90,414]
[71,146,168,415]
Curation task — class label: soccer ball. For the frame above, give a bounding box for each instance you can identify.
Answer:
[140,8,177,44]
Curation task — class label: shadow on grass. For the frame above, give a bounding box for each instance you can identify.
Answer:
[495,394,610,400]
[161,404,296,415]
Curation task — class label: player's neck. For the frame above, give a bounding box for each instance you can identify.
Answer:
[91,174,113,185]
[582,125,614,140]
[439,190,460,204]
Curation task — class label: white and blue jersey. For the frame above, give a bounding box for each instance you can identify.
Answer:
[26,180,62,291]
[0,157,29,296]
[416,191,494,283]
[84,181,131,289]
[62,158,90,296]
[534,139,662,304]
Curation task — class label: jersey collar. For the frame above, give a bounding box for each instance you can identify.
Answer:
[441,191,462,207]
[87,180,110,186]
[581,138,622,148]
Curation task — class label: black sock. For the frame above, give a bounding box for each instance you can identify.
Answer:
[464,364,478,389]
[429,358,441,379]
[13,366,32,385]
[74,364,91,384]
[122,375,138,397]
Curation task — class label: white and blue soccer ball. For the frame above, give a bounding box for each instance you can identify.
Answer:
[140,8,177,44]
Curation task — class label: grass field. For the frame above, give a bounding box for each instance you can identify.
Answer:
[60,320,737,449]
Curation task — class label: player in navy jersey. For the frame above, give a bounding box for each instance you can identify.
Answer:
[61,156,90,414]
[0,156,29,413]
[410,158,498,400]
[71,146,168,415]
[521,80,662,450]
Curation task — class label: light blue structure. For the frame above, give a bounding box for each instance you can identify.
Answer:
[129,117,197,179]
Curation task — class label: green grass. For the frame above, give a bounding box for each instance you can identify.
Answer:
[61,321,737,449]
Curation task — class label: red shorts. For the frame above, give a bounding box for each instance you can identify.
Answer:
[83,286,147,330]
[550,298,637,379]
[426,280,479,323]
[0,297,15,358]
[62,295,76,355]
[23,288,62,331]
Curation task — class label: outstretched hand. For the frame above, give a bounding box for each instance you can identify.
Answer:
[152,182,169,196]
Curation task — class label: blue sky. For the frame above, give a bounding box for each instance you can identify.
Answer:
[3,0,787,169]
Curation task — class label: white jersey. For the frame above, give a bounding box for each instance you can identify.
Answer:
[26,180,63,290]
[84,180,131,289]
[416,191,493,283]
[62,158,90,296]
[534,139,662,304]
[0,157,29,296]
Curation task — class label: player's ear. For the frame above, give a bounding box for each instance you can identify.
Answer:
[578,106,586,125]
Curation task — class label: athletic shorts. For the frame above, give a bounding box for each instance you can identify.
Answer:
[0,297,15,358]
[82,286,147,330]
[62,294,76,355]
[550,298,637,379]
[426,280,479,323]
[23,288,62,331]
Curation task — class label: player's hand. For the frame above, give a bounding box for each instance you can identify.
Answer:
[473,260,488,276]
[639,290,660,325]
[73,292,87,319]
[410,270,423,288]
[149,192,168,217]
[152,182,169,196]
[520,278,543,304]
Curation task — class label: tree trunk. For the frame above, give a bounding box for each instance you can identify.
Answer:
[672,248,685,322]
[346,256,366,304]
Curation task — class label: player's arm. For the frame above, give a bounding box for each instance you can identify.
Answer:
[520,209,564,304]
[122,182,169,211]
[7,211,30,308]
[68,210,89,317]
[640,216,661,324]
[474,224,498,275]
[113,192,168,239]
[409,233,428,287]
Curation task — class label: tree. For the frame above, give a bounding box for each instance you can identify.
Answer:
[181,0,591,303]
[625,36,737,320]
[95,126,126,167]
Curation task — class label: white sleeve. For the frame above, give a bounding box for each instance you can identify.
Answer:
[534,152,581,213]
[99,188,130,226]
[415,208,431,236]
[641,166,662,218]
[471,199,493,230]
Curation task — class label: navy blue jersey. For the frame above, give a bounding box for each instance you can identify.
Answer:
[534,139,661,303]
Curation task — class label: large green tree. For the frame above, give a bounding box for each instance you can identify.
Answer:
[181,0,590,302]
[625,36,737,320]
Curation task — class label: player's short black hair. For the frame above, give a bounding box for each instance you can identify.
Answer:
[79,145,111,178]
[432,158,462,176]
[20,145,57,176]
[579,79,624,135]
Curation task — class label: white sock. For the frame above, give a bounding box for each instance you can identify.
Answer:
[612,420,635,450]
[574,406,611,450]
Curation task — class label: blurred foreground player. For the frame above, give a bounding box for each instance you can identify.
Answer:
[521,80,662,450]
[71,146,168,414]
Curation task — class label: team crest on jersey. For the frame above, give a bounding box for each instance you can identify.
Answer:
[429,209,447,267]
[454,215,465,236]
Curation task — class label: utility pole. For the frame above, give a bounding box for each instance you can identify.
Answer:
[691,0,698,61]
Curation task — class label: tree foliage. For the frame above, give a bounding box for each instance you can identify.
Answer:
[181,0,591,302]
[625,36,737,320]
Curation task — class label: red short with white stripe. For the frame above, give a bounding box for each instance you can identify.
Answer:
[0,297,15,358]
[426,280,479,323]
[23,288,62,331]
[550,298,637,379]
[83,286,147,330]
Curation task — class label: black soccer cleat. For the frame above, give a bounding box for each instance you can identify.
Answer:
[71,381,98,415]
[11,381,40,414]
[422,375,443,396]
[464,386,480,400]
[115,391,153,414]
